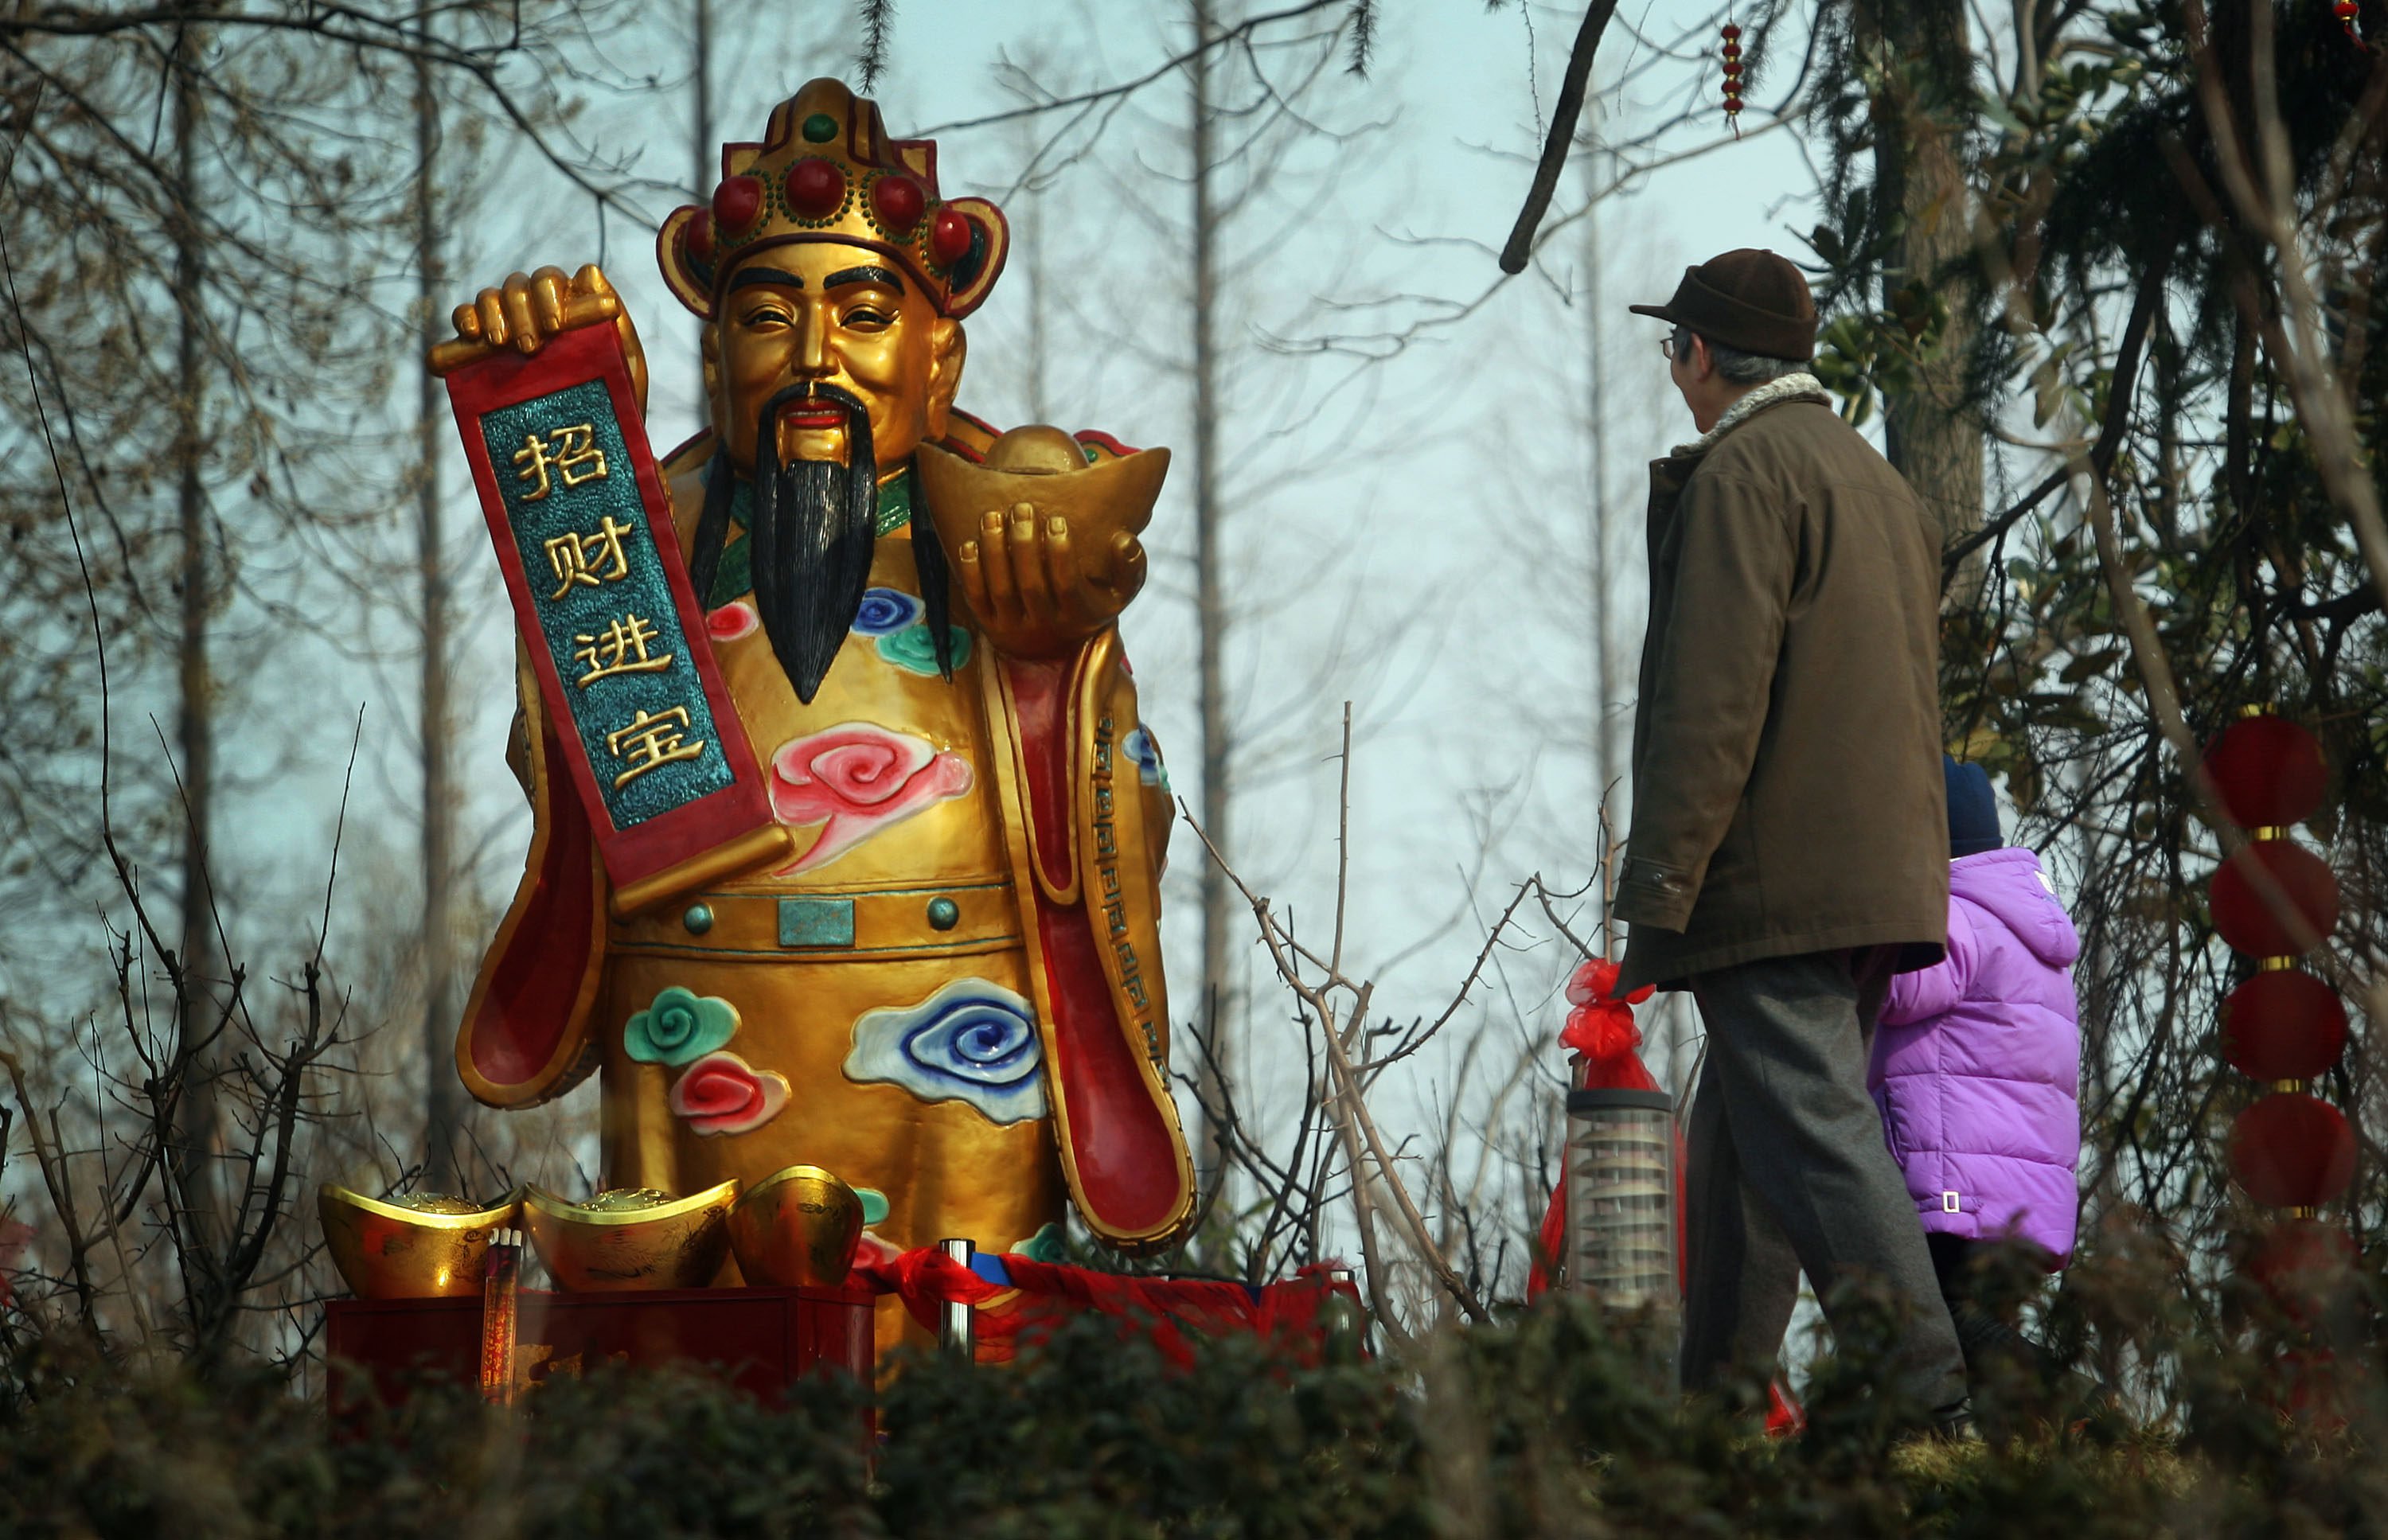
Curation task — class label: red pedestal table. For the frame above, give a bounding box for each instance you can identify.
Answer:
[325,1284,876,1420]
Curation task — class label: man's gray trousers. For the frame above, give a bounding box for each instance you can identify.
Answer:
[1680,946,1967,1416]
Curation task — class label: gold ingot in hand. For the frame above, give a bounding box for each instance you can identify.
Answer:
[915,426,1169,656]
[521,1179,740,1292]
[318,1185,522,1300]
[727,1165,866,1288]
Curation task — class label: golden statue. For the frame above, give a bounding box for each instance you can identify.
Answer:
[430,80,1195,1356]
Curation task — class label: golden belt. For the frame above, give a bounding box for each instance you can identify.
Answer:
[607,879,1020,963]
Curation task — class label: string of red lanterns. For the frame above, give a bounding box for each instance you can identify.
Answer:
[2204,707,2360,1365]
[2207,707,2350,1210]
[1720,22,1742,138]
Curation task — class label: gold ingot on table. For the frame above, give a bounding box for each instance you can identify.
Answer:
[520,1179,739,1292]
[318,1185,521,1300]
[726,1165,867,1288]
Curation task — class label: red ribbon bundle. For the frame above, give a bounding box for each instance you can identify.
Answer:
[1531,957,1662,1298]
[1528,956,1803,1434]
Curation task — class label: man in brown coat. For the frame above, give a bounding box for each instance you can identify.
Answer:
[1616,249,1967,1428]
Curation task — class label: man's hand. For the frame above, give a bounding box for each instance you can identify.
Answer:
[956,502,1146,657]
[426,263,648,415]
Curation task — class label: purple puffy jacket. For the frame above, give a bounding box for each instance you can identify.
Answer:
[1870,847,2082,1265]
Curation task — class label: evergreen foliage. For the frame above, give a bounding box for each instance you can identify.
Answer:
[9,1289,2388,1538]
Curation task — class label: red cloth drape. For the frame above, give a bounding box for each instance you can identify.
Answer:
[849,1250,1363,1370]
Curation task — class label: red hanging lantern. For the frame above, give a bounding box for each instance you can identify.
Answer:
[1719,23,1743,136]
[2245,1215,2359,1328]
[2205,713,2328,829]
[2210,840,2341,956]
[2335,1,2363,45]
[2230,1093,2357,1208]
[2220,969,2348,1081]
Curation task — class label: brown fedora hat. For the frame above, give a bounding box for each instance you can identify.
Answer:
[1630,248,1816,361]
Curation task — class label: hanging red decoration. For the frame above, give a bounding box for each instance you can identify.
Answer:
[1719,23,1743,137]
[2210,840,2342,957]
[2245,1215,2359,1329]
[2204,713,2329,829]
[2220,969,2348,1082]
[2335,0,2363,45]
[2230,1093,2358,1208]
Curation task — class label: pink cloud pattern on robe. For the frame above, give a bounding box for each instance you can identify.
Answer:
[768,721,974,871]
[667,1050,790,1136]
[706,601,759,642]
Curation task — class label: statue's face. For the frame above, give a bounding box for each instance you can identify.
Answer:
[706,241,965,475]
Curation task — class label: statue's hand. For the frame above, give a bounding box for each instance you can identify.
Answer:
[956,502,1147,657]
[426,263,647,415]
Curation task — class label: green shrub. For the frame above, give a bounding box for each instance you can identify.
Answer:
[2,1296,2383,1538]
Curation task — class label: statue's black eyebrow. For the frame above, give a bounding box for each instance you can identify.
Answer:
[726,267,805,293]
[823,265,904,293]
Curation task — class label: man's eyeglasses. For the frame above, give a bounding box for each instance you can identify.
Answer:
[1660,332,1691,361]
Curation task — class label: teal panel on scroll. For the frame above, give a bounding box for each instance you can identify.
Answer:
[477,380,733,830]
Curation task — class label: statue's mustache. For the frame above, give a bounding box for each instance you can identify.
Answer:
[762,381,870,462]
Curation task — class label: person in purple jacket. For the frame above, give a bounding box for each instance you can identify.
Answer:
[1871,758,2082,1383]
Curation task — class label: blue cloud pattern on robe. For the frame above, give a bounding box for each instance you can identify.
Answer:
[1124,725,1169,790]
[843,978,1048,1125]
[850,587,924,637]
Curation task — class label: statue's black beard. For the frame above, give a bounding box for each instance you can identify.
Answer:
[685,383,956,704]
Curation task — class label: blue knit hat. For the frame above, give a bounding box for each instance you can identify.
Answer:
[1945,757,2001,857]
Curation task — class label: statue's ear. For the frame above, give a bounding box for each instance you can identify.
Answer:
[924,319,965,440]
[700,323,725,428]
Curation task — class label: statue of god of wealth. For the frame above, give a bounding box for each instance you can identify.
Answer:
[430,80,1194,1356]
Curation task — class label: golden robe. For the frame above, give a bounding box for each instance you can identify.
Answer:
[455,415,1195,1353]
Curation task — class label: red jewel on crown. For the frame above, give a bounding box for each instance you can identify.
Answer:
[872,173,926,236]
[686,208,716,263]
[713,175,763,235]
[930,206,974,267]
[786,158,847,220]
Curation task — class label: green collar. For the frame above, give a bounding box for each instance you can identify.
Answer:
[723,463,916,538]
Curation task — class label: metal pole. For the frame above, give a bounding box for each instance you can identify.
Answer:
[478,1226,521,1406]
[1322,1265,1364,1363]
[938,1237,975,1362]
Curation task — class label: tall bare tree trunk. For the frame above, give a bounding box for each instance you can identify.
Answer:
[1022,175,1051,426]
[170,39,223,1265]
[693,0,712,388]
[415,56,463,1193]
[1188,0,1232,1192]
[1582,158,1618,875]
[1864,0,1984,601]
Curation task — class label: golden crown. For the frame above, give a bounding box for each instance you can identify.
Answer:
[658,78,1009,322]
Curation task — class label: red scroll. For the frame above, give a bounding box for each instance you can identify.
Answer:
[446,325,793,914]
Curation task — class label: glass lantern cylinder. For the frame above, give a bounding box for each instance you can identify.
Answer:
[1565,1086,1680,1368]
